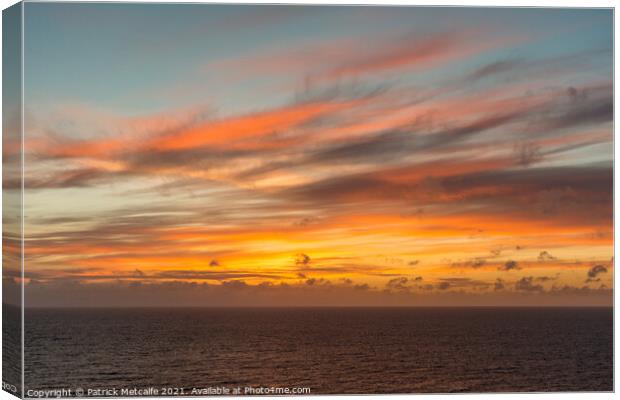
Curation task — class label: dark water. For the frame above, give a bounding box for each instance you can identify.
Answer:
[3,304,22,394]
[24,308,612,394]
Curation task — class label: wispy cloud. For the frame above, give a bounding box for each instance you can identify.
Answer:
[18,7,613,306]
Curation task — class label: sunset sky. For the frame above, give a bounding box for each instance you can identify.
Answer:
[9,4,613,306]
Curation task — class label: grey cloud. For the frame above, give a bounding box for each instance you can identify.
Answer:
[452,257,486,269]
[220,280,249,289]
[537,251,556,261]
[515,142,543,167]
[586,264,608,282]
[28,268,287,283]
[499,260,520,272]
[28,80,613,197]
[515,277,543,292]
[535,276,556,282]
[438,278,490,290]
[468,59,522,81]
[543,86,612,132]
[310,109,529,166]
[305,278,330,286]
[281,159,611,230]
[386,277,410,291]
[19,278,613,308]
[295,253,311,267]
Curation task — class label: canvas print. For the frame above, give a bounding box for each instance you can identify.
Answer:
[2,2,614,397]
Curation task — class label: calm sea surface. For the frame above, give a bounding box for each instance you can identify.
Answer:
[24,307,612,394]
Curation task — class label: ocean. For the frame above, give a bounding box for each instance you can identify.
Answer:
[22,307,612,395]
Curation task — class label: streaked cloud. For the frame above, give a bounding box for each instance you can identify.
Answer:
[17,5,613,307]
